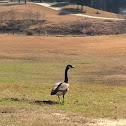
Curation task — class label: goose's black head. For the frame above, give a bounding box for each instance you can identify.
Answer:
[66,64,75,69]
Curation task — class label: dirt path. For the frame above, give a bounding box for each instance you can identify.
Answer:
[43,112,126,126]
[89,118,126,126]
[36,3,124,21]
[34,111,126,126]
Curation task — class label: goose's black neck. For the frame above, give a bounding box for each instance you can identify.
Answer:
[64,67,69,83]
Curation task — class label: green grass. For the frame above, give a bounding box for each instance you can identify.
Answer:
[0,54,126,85]
[0,54,126,121]
[0,83,126,122]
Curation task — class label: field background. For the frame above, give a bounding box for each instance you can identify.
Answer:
[0,2,126,126]
[1,3,125,36]
[0,34,126,125]
[0,3,121,21]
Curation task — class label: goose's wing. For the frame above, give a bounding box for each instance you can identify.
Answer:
[58,82,69,91]
[51,82,69,95]
[51,82,62,95]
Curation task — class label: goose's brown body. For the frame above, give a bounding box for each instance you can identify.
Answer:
[51,65,74,103]
[51,82,69,96]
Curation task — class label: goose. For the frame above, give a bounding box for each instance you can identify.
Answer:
[51,64,74,104]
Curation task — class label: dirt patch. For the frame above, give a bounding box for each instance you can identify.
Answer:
[89,118,126,126]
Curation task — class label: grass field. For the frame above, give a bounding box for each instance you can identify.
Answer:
[0,34,126,125]
[0,2,122,23]
[0,3,125,36]
[0,3,83,23]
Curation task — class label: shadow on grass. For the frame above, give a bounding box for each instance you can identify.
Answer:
[1,3,25,6]
[32,100,58,105]
[2,98,58,105]
[59,8,86,15]
[51,2,69,7]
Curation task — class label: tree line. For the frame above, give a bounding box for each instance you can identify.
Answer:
[54,0,126,13]
[38,0,126,13]
[70,0,126,13]
[91,0,126,13]
[12,0,126,13]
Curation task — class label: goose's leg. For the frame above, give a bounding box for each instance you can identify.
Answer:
[58,96,60,103]
[62,94,65,104]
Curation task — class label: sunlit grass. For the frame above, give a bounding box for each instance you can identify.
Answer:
[0,54,126,85]
[0,35,126,125]
[0,83,126,120]
[0,53,126,120]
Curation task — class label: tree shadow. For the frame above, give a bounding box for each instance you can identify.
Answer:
[59,8,86,15]
[1,3,24,6]
[51,2,69,7]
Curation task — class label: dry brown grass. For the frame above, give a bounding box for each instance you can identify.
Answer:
[1,34,126,56]
[46,19,122,35]
[0,3,123,23]
[0,34,126,85]
[0,3,83,24]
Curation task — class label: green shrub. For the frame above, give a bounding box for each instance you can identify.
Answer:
[26,30,33,35]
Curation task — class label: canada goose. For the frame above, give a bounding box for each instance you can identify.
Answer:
[51,64,74,104]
